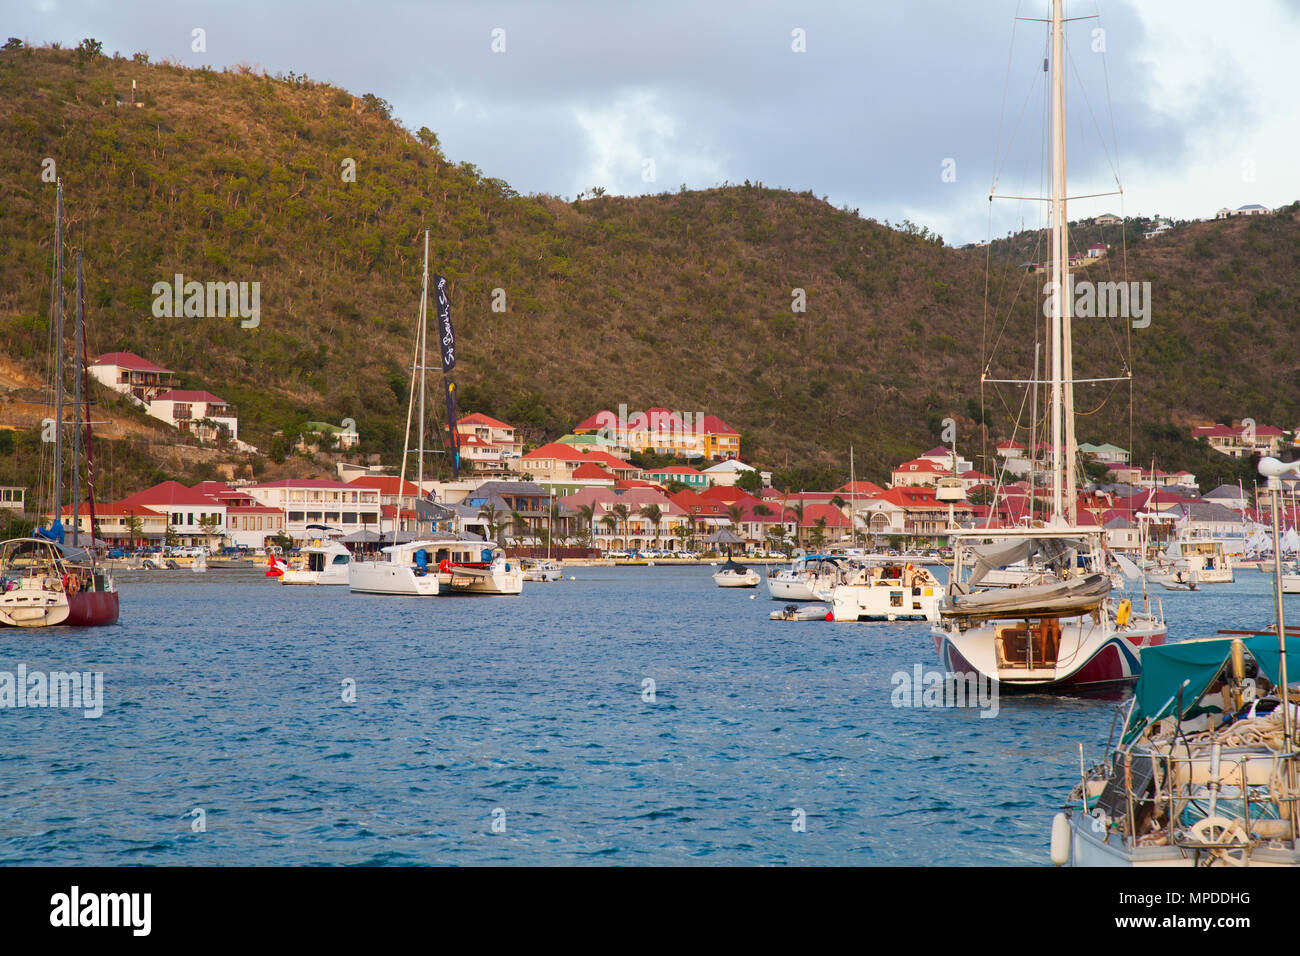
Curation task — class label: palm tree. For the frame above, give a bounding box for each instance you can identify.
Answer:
[600,513,618,549]
[510,509,529,546]
[724,503,745,550]
[766,525,788,556]
[789,501,806,549]
[639,504,663,549]
[477,502,505,545]
[612,503,630,549]
[576,504,595,542]
[809,516,829,551]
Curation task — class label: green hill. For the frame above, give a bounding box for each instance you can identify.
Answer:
[1,43,1298,495]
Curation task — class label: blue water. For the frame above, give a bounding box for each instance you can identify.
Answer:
[0,566,1290,865]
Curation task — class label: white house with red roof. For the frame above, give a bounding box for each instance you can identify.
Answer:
[1192,422,1286,458]
[450,413,522,473]
[890,458,952,488]
[147,389,239,443]
[89,351,175,405]
[858,487,973,540]
[196,483,287,548]
[244,479,381,542]
[116,480,230,547]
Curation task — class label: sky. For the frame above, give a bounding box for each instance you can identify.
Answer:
[9,0,1298,245]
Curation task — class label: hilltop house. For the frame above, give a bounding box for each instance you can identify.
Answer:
[1216,204,1271,219]
[89,352,175,404]
[298,421,360,451]
[1192,422,1286,458]
[148,389,240,443]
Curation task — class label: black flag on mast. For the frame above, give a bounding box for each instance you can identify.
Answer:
[434,275,455,373]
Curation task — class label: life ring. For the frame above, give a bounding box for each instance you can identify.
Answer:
[1115,598,1131,628]
[440,559,452,575]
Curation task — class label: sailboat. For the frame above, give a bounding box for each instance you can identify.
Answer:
[1052,457,1300,866]
[347,233,521,597]
[0,182,119,628]
[930,0,1163,689]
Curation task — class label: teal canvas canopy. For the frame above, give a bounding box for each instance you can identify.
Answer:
[1125,634,1288,742]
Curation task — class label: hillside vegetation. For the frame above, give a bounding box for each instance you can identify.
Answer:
[1,44,1298,494]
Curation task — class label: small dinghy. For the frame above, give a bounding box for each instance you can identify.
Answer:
[770,603,829,621]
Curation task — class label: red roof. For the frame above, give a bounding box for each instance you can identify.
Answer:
[835,481,885,497]
[152,389,229,405]
[523,443,640,472]
[892,458,949,474]
[458,412,513,429]
[996,440,1025,450]
[798,503,853,528]
[669,489,727,516]
[92,351,172,374]
[119,481,225,508]
[699,486,763,508]
[614,479,661,490]
[572,463,617,480]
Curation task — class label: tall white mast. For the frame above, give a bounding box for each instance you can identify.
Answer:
[417,231,429,502]
[1048,0,1071,526]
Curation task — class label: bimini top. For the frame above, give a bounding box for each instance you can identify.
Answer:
[1124,633,1289,742]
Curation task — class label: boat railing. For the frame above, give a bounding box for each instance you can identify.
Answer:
[1101,742,1300,853]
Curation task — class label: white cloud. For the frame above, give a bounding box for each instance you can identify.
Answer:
[572,90,727,197]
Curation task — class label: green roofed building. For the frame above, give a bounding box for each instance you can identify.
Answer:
[1077,442,1128,465]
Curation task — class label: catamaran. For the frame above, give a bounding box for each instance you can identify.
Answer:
[930,0,1164,689]
[0,182,118,628]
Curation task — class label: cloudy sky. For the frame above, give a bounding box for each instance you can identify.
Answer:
[10,0,1298,244]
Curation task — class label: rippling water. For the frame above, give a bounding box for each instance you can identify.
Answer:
[0,565,1289,865]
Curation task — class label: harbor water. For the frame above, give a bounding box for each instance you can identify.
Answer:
[0,566,1289,865]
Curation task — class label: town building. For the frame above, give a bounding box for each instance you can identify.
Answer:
[243,479,381,543]
[1192,422,1286,458]
[450,413,523,474]
[519,443,644,483]
[88,352,175,405]
[148,389,240,443]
